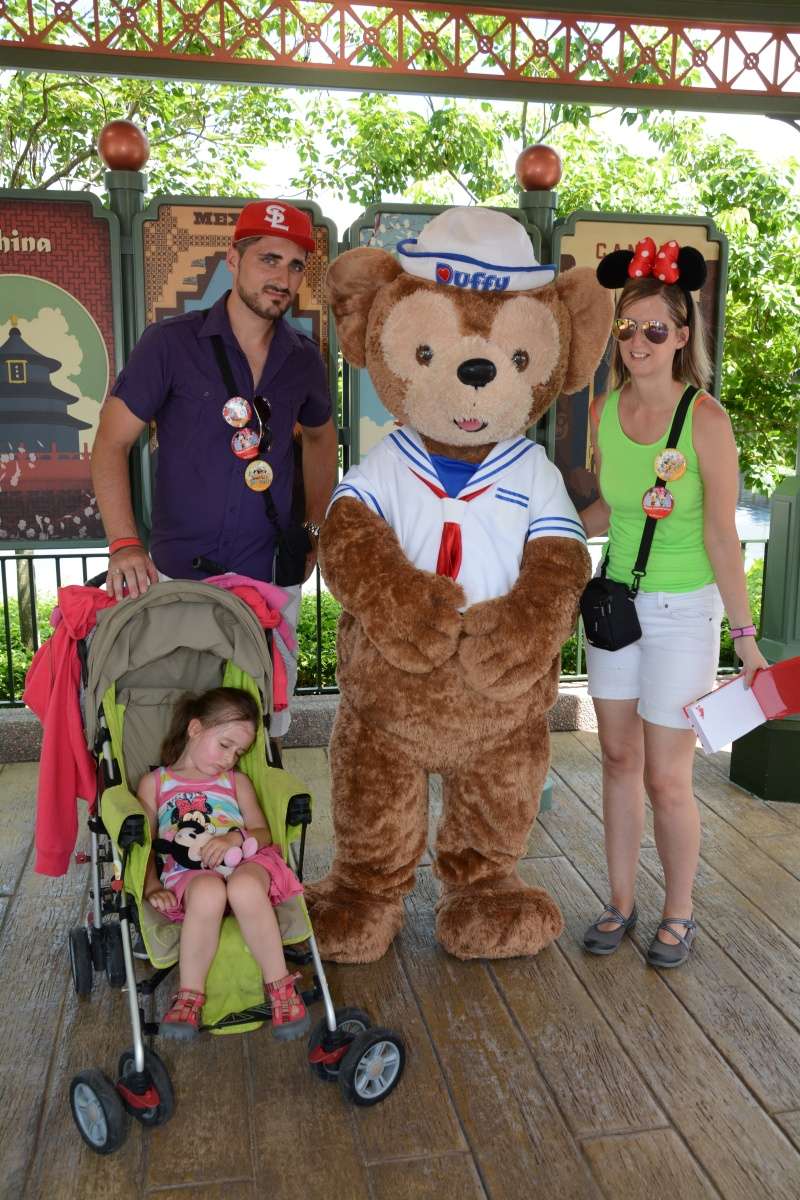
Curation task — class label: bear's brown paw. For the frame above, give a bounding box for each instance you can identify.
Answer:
[305,879,405,964]
[435,883,563,960]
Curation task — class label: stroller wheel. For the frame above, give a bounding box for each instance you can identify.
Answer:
[69,1069,130,1154]
[308,1007,372,1082]
[68,927,93,998]
[104,924,127,989]
[338,1029,405,1107]
[118,1048,176,1127]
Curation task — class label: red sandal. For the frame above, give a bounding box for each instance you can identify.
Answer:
[161,988,205,1040]
[266,972,311,1041]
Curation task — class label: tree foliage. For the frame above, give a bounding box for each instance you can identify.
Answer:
[0,72,292,194]
[2,68,798,488]
[550,117,800,492]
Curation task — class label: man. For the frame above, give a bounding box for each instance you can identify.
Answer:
[91,199,338,737]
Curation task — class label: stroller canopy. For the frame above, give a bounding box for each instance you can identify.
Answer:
[83,581,274,790]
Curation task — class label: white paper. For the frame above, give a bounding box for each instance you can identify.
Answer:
[683,676,766,754]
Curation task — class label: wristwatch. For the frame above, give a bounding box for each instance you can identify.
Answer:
[302,520,321,539]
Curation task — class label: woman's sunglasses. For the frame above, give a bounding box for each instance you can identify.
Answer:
[223,394,272,460]
[612,317,671,345]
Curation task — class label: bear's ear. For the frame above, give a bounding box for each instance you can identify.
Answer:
[554,268,614,395]
[325,248,403,367]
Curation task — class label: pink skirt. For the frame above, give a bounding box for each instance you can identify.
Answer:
[161,845,303,924]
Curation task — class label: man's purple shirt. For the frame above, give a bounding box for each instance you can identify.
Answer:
[112,293,332,581]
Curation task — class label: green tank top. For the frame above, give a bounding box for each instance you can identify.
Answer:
[597,388,714,593]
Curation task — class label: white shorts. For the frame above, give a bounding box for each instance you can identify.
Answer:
[586,583,724,730]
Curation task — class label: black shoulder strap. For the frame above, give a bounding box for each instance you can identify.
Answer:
[209,331,284,534]
[209,332,239,400]
[628,384,697,591]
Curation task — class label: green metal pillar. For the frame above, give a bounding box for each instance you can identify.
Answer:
[516,148,560,464]
[517,151,560,813]
[105,167,147,359]
[518,187,557,263]
[729,392,800,802]
[103,161,151,536]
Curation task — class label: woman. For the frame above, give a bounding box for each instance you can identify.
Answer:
[580,238,768,968]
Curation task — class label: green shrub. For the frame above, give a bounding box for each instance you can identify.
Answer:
[0,596,57,702]
[719,557,764,668]
[296,590,342,688]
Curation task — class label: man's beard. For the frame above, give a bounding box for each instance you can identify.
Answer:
[237,280,292,321]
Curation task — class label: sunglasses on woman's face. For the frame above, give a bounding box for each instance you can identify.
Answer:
[612,317,671,345]
[222,394,272,460]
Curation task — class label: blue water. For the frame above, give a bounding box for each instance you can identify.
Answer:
[735,493,770,543]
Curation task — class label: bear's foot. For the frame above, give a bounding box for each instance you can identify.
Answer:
[304,878,405,964]
[436,879,564,960]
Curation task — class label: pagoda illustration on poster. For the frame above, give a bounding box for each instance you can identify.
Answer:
[0,298,106,542]
[0,316,91,455]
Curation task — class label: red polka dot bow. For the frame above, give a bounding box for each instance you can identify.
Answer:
[628,237,681,285]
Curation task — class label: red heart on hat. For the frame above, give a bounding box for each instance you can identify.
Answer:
[436,265,452,283]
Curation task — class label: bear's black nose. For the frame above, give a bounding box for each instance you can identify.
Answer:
[457,358,497,388]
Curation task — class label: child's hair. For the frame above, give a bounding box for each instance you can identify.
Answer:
[609,277,712,393]
[161,686,261,766]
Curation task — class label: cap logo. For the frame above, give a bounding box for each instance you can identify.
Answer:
[264,204,290,232]
[435,262,510,292]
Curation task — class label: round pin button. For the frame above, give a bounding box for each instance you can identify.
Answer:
[223,397,252,428]
[244,460,273,492]
[231,428,261,460]
[654,448,686,482]
[642,485,674,519]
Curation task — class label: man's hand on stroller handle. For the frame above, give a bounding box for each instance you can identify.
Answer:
[106,543,159,601]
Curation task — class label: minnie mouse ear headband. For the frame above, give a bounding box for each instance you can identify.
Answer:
[596,237,707,293]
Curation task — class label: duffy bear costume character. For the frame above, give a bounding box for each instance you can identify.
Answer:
[305,208,613,962]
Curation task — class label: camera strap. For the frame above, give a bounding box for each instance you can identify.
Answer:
[602,384,697,595]
[209,331,285,536]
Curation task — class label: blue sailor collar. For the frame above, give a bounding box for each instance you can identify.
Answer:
[387,426,535,498]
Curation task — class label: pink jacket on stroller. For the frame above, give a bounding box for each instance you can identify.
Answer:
[24,586,115,875]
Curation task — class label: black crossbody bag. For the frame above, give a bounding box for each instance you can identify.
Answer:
[209,333,311,587]
[579,385,696,652]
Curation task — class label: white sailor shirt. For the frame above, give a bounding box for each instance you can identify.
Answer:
[328,426,587,609]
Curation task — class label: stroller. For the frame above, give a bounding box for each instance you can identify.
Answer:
[65,580,405,1154]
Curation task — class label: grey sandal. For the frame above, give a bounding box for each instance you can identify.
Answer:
[646,916,697,968]
[583,903,637,956]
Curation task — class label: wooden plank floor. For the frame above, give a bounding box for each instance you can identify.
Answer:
[4,735,800,1200]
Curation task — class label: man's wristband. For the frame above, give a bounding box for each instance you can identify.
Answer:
[730,625,757,640]
[109,537,143,556]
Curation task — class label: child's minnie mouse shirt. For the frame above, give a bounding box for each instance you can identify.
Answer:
[155,767,244,888]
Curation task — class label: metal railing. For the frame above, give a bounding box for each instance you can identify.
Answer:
[0,537,769,707]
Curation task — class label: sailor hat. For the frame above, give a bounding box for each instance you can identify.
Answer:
[396,207,556,293]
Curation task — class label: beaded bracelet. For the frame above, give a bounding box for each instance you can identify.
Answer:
[730,625,757,640]
[109,536,143,556]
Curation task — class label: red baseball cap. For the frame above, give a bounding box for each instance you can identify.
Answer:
[232,200,315,253]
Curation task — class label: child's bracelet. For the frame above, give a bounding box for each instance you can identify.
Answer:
[730,625,757,640]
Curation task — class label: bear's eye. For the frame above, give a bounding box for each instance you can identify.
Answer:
[512,349,530,372]
[416,345,433,366]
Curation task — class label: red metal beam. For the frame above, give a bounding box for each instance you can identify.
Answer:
[1,3,798,107]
